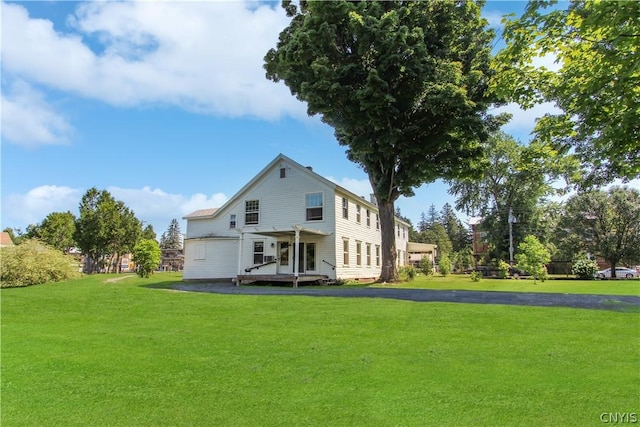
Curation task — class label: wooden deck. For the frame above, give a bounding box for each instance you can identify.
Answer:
[236,274,330,287]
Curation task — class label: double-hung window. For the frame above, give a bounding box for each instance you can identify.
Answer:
[229,214,236,229]
[342,198,348,219]
[306,192,323,221]
[245,200,259,225]
[253,241,264,264]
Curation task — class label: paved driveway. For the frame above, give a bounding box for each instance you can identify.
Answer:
[166,282,640,312]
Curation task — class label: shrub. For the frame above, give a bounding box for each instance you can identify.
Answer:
[419,257,434,275]
[515,235,551,284]
[470,271,482,282]
[572,255,598,280]
[439,254,452,276]
[497,260,510,279]
[0,239,81,288]
[132,239,161,278]
[399,265,417,281]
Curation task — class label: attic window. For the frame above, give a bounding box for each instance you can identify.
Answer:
[280,167,286,178]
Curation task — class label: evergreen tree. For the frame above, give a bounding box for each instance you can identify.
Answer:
[161,219,183,249]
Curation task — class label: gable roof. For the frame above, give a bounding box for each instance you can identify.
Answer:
[0,232,15,246]
[183,153,410,226]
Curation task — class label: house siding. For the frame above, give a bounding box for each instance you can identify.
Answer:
[183,154,413,283]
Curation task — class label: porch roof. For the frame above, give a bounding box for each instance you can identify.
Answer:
[242,226,331,238]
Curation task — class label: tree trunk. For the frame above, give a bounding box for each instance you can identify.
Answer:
[610,260,617,278]
[377,199,398,283]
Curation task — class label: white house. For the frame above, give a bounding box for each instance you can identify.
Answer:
[182,154,411,286]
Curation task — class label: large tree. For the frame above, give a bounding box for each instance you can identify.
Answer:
[75,188,142,273]
[494,0,640,185]
[560,187,640,277]
[265,0,500,281]
[25,211,77,253]
[448,131,565,260]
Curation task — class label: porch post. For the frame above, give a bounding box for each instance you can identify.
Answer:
[236,230,244,286]
[293,226,300,288]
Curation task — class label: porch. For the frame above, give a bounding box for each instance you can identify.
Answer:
[236,274,330,287]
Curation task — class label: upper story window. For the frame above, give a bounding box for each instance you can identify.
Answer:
[376,213,380,230]
[356,205,361,224]
[306,192,323,221]
[280,167,286,178]
[366,209,371,227]
[342,198,349,219]
[245,200,259,225]
[229,214,237,229]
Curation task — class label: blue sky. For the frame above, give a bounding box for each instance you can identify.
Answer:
[2,1,551,237]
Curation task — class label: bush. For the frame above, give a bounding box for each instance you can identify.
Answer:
[497,260,510,279]
[132,239,161,278]
[439,254,452,276]
[399,265,417,281]
[572,255,598,280]
[419,257,434,275]
[470,271,482,282]
[0,239,81,287]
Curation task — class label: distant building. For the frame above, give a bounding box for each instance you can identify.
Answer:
[469,217,489,259]
[160,248,184,271]
[407,242,437,269]
[0,232,15,247]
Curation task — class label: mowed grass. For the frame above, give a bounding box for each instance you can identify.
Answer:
[2,273,639,426]
[371,274,640,296]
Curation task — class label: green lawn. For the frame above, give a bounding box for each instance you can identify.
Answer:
[2,273,639,426]
[371,274,640,296]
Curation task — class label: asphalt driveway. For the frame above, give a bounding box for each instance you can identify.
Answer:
[166,282,640,312]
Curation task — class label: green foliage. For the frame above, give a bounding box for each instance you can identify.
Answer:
[494,0,640,184]
[470,270,483,282]
[3,227,24,245]
[497,260,511,279]
[419,256,434,275]
[515,235,551,283]
[571,254,598,280]
[75,188,143,273]
[398,265,417,282]
[561,187,640,276]
[448,131,569,260]
[141,224,157,241]
[160,218,183,249]
[265,0,500,281]
[24,211,77,253]
[0,239,81,287]
[450,247,474,272]
[419,223,453,261]
[132,239,161,278]
[438,253,452,277]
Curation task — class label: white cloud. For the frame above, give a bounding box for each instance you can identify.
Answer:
[1,80,73,147]
[1,1,307,121]
[4,185,82,227]
[1,184,228,237]
[325,176,373,200]
[494,102,562,142]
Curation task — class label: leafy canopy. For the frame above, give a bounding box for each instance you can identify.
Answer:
[515,235,551,283]
[265,0,501,202]
[560,187,640,275]
[494,0,640,185]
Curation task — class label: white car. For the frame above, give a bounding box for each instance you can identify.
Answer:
[597,267,638,279]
